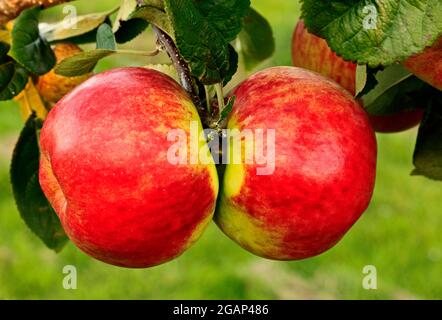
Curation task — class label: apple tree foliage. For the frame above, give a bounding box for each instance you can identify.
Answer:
[0,0,441,250]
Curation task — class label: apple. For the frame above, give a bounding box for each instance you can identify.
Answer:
[215,67,377,260]
[37,43,91,105]
[39,67,218,268]
[367,109,425,134]
[403,36,442,91]
[292,20,357,95]
[292,20,424,133]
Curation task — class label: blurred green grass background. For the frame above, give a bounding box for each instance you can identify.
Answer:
[0,0,441,299]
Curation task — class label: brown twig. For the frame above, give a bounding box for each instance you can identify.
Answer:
[0,0,72,24]
[152,25,209,125]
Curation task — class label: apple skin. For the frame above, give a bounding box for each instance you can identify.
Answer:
[292,20,424,133]
[368,109,426,134]
[39,67,218,268]
[403,36,442,91]
[37,43,91,105]
[215,67,377,260]
[292,20,357,95]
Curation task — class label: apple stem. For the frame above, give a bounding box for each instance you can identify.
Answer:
[116,49,160,57]
[152,25,209,124]
[215,83,225,114]
[204,85,212,115]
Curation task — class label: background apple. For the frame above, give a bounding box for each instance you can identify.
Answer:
[292,20,424,133]
[37,43,92,105]
[292,20,357,95]
[39,67,219,268]
[403,36,442,91]
[215,67,377,260]
[368,109,426,134]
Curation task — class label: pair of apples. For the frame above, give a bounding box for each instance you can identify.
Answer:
[39,21,438,268]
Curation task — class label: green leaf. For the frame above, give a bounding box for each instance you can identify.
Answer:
[10,115,68,252]
[301,0,442,67]
[413,92,442,180]
[361,64,430,115]
[0,42,9,59]
[164,0,250,84]
[130,5,173,37]
[365,76,430,116]
[11,7,55,75]
[194,0,251,42]
[54,49,115,76]
[54,29,98,46]
[237,8,274,70]
[96,23,116,50]
[224,44,239,86]
[355,65,367,97]
[40,9,116,43]
[114,18,149,44]
[112,0,139,32]
[361,63,434,116]
[0,61,29,100]
[356,66,381,98]
[112,0,149,44]
[140,0,164,9]
[218,96,236,125]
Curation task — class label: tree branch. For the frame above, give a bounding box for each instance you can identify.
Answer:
[0,0,72,24]
[152,25,209,125]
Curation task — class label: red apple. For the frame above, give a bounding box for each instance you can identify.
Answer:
[292,20,357,95]
[215,67,377,260]
[292,20,424,133]
[403,36,442,91]
[368,109,426,134]
[39,67,218,268]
